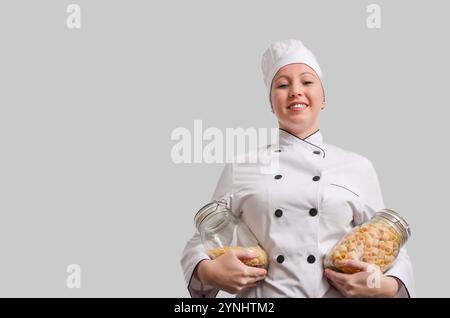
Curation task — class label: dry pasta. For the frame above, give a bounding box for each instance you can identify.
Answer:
[324,223,401,273]
[208,245,268,268]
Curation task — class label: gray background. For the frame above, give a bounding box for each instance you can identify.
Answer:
[0,0,447,297]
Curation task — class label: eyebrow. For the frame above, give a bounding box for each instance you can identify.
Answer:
[274,72,317,82]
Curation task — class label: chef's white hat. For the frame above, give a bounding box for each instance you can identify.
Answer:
[261,39,322,95]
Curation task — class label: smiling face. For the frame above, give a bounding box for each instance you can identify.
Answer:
[270,63,325,139]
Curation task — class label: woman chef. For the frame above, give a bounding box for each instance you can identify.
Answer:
[180,39,415,298]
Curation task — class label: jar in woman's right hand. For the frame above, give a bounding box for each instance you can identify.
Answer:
[324,209,411,273]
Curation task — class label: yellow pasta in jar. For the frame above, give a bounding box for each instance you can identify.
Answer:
[207,245,268,268]
[324,210,410,274]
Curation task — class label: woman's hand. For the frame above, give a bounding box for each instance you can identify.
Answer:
[196,249,267,294]
[324,260,400,298]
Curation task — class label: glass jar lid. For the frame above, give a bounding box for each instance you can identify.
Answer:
[194,199,229,231]
[375,209,411,241]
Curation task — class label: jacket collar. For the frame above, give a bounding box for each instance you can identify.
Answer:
[278,128,326,157]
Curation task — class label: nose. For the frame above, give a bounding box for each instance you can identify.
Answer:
[289,83,304,98]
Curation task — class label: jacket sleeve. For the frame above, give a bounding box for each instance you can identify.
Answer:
[180,163,234,298]
[354,158,415,298]
[180,231,219,298]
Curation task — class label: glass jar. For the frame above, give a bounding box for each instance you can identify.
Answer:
[324,209,411,273]
[194,199,268,268]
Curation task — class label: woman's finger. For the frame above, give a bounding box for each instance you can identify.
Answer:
[246,273,266,284]
[325,268,347,284]
[246,268,267,282]
[248,267,267,277]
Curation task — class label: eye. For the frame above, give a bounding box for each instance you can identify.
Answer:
[303,81,313,85]
[278,84,288,88]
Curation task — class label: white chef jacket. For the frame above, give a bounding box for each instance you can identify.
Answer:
[180,128,415,298]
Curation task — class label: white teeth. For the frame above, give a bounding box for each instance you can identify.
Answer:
[290,104,307,109]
